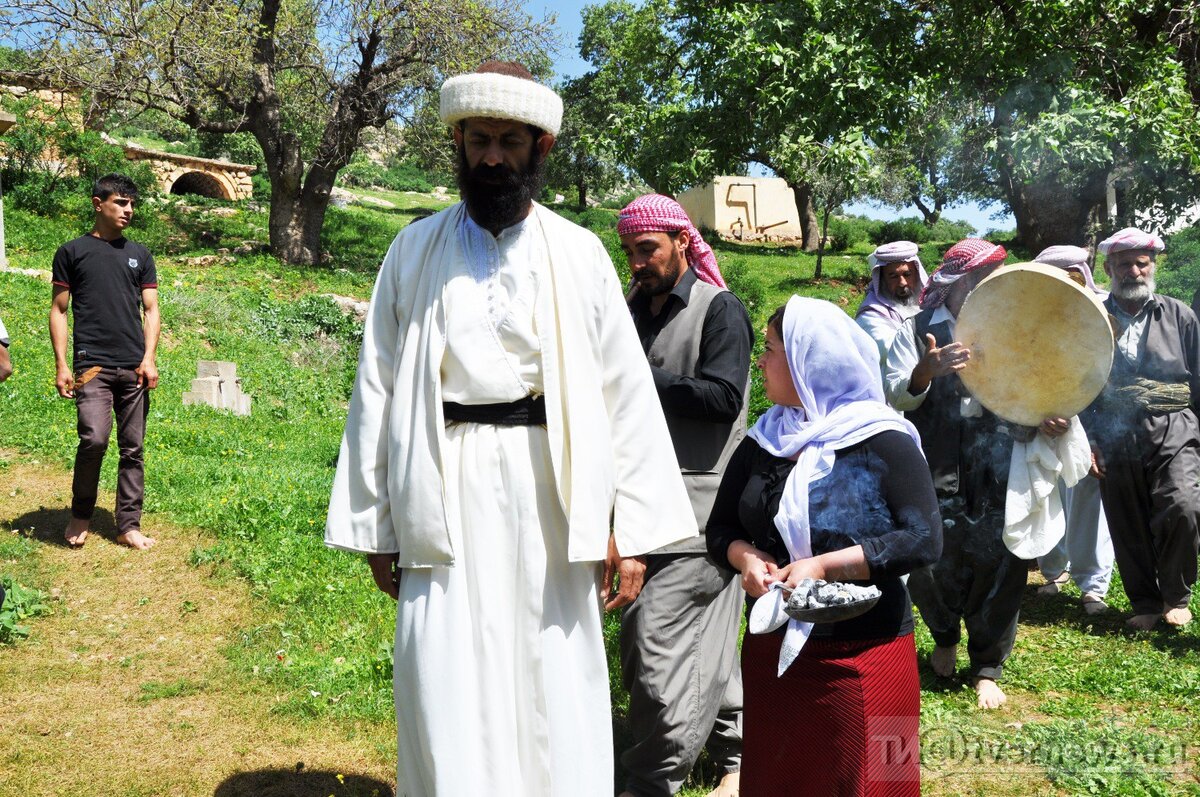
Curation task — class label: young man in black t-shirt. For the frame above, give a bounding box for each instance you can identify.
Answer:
[50,174,160,550]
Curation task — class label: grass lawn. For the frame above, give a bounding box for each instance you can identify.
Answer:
[2,195,1199,795]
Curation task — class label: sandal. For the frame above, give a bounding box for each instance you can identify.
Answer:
[1037,570,1070,596]
[1081,592,1108,615]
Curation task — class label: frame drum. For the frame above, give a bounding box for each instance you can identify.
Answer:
[955,262,1114,426]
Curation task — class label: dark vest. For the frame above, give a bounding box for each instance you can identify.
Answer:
[646,280,749,552]
[904,308,1010,512]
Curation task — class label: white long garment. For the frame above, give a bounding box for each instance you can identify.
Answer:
[325,202,696,565]
[883,307,982,417]
[394,216,610,796]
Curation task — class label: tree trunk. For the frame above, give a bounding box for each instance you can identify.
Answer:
[1004,169,1109,255]
[577,177,588,211]
[261,137,336,265]
[792,182,821,251]
[815,206,832,280]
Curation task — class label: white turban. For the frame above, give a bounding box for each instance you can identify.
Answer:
[1097,227,1165,255]
[439,72,563,136]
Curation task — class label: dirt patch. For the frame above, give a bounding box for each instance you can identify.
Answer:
[0,456,395,796]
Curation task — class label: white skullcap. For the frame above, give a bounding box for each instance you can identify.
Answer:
[1097,227,1165,255]
[439,72,563,136]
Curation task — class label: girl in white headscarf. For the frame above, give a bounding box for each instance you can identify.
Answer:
[707,296,942,796]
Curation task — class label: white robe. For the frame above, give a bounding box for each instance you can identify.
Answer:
[326,205,696,795]
[325,202,695,564]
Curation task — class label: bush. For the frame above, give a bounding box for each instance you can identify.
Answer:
[338,156,436,193]
[825,215,879,252]
[0,94,158,216]
[930,217,976,242]
[869,215,977,246]
[870,217,933,245]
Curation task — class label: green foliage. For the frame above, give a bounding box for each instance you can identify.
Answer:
[870,216,977,246]
[338,156,435,194]
[0,95,159,215]
[0,577,50,644]
[825,215,879,252]
[1158,225,1200,304]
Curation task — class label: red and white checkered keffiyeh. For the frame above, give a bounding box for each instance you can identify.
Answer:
[1097,227,1165,255]
[617,194,726,288]
[919,238,1007,310]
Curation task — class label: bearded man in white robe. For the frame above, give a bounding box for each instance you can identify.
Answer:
[325,61,696,796]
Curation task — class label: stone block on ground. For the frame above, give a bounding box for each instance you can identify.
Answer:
[183,361,252,416]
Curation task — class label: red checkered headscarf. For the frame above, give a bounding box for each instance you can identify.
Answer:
[617,194,726,288]
[919,238,1007,310]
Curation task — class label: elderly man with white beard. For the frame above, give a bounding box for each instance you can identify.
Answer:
[1083,227,1200,630]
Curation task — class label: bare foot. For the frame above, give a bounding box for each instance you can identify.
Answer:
[974,678,1007,709]
[116,529,156,550]
[1125,613,1159,631]
[1164,607,1193,627]
[705,771,740,797]
[64,517,90,548]
[930,644,957,677]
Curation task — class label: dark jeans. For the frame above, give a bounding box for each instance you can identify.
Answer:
[72,367,149,533]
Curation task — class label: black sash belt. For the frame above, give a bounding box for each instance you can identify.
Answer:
[443,395,547,426]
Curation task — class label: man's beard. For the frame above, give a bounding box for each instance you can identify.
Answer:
[456,144,546,232]
[1111,275,1155,303]
[889,289,918,308]
[634,255,684,298]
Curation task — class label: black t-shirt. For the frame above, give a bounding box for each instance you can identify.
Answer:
[52,234,157,369]
[706,431,943,641]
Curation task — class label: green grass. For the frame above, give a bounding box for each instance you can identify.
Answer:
[3,198,1200,795]
[138,678,207,702]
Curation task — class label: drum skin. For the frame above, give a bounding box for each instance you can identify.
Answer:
[955,262,1114,426]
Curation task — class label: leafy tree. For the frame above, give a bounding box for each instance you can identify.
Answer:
[543,75,626,210]
[918,0,1200,252]
[867,84,982,226]
[0,93,157,214]
[577,0,921,251]
[0,0,553,264]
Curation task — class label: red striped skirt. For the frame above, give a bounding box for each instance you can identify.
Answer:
[740,631,920,796]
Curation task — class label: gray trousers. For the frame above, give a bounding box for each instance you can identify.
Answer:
[1099,441,1200,614]
[619,553,743,796]
[907,500,1027,681]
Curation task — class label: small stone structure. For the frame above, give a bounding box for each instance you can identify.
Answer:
[182,360,252,416]
[122,144,256,201]
[677,176,803,239]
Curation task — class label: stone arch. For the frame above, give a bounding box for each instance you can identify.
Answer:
[169,169,234,200]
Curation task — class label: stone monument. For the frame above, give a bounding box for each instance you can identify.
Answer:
[182,360,252,416]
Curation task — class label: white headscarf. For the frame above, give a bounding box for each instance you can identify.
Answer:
[857,240,928,324]
[1034,245,1105,296]
[1097,227,1165,255]
[748,296,922,675]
